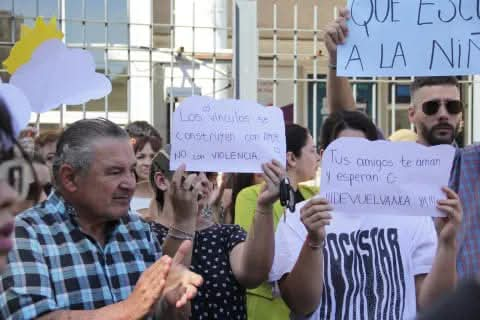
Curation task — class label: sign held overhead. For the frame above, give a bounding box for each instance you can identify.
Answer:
[338,1,480,76]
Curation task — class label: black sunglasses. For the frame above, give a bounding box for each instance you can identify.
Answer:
[0,158,36,200]
[422,99,463,116]
[1,139,40,203]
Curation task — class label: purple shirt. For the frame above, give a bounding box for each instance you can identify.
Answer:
[449,144,480,278]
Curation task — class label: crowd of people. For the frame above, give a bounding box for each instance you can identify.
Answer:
[0,8,479,320]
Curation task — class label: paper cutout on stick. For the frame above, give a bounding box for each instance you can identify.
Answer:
[9,39,111,113]
[170,96,286,173]
[2,17,111,116]
[319,138,455,217]
[3,17,63,75]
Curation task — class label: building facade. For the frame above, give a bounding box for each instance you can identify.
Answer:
[1,0,479,145]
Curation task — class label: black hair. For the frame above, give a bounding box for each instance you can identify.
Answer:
[286,123,310,157]
[0,98,15,153]
[410,77,459,95]
[319,110,378,150]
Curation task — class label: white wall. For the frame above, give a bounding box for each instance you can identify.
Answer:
[129,0,152,123]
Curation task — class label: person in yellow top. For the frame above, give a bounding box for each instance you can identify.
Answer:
[235,123,320,320]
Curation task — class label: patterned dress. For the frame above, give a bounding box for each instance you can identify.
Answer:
[153,223,248,320]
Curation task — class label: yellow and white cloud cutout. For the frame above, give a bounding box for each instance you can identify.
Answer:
[4,17,63,75]
[2,17,111,116]
[10,39,112,113]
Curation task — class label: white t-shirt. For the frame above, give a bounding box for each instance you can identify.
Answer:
[269,200,437,320]
[130,197,151,213]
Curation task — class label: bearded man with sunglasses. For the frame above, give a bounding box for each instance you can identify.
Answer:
[408,77,463,147]
[407,78,479,280]
[325,8,479,280]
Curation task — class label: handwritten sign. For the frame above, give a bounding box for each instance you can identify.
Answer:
[337,1,480,76]
[319,138,455,217]
[170,96,286,173]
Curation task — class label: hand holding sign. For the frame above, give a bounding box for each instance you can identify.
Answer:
[324,8,350,65]
[337,1,480,76]
[319,138,455,217]
[300,198,333,246]
[170,96,286,173]
[435,186,462,244]
[257,160,286,208]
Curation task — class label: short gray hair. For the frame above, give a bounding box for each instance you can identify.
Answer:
[52,118,129,185]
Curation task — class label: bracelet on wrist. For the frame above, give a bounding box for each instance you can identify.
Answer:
[328,63,337,70]
[168,224,195,241]
[306,234,324,250]
[256,206,273,215]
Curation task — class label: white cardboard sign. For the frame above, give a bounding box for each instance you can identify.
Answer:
[337,1,480,76]
[319,138,455,217]
[170,96,286,173]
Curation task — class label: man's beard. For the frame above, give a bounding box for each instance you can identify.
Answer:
[419,122,458,146]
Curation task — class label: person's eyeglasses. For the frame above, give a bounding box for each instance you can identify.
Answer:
[0,159,36,200]
[422,99,463,116]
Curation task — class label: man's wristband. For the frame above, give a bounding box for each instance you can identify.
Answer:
[328,63,337,70]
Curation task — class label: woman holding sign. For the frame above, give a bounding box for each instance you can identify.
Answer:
[234,123,321,320]
[148,147,285,320]
[269,110,462,320]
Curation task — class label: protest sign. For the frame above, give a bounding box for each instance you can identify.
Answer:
[319,137,455,217]
[337,1,480,76]
[170,96,286,173]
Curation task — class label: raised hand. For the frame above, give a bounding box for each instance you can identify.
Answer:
[435,186,462,246]
[144,241,204,319]
[163,240,204,308]
[324,8,350,64]
[300,197,333,245]
[257,160,286,208]
[169,164,201,223]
